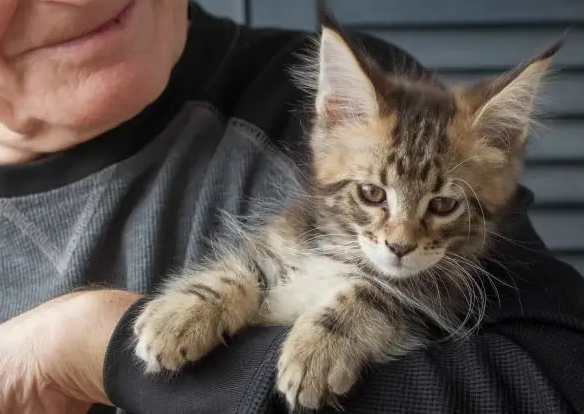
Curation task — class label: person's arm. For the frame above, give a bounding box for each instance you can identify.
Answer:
[44,290,143,406]
[0,289,141,414]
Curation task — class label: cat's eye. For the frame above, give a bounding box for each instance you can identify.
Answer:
[427,197,459,216]
[358,184,386,204]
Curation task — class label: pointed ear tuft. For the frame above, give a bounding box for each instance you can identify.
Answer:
[316,26,379,123]
[460,38,563,153]
[537,33,566,60]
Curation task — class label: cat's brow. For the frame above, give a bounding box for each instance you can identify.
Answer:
[384,86,456,185]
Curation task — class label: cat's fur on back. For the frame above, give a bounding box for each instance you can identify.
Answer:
[133,8,561,411]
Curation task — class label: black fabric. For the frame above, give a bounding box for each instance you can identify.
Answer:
[99,5,584,414]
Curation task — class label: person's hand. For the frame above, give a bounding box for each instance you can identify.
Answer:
[0,289,141,414]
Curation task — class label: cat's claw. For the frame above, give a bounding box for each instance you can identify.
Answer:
[276,320,362,410]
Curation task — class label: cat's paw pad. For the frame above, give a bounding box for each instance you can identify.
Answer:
[133,276,257,373]
[133,292,228,373]
[276,322,362,410]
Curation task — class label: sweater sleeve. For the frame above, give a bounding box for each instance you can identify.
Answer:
[104,186,584,414]
[103,296,289,414]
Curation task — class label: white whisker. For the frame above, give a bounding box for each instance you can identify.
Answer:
[453,177,487,251]
[452,182,472,241]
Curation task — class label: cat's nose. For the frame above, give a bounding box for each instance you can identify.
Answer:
[385,241,417,258]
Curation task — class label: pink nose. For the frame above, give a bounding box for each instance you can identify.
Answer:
[385,242,416,258]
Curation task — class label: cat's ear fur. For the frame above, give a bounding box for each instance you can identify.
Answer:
[459,38,564,153]
[315,7,379,123]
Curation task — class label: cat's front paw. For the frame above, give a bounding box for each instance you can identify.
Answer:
[133,276,259,373]
[276,319,363,410]
[132,293,225,372]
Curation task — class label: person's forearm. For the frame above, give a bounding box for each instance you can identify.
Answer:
[104,295,289,414]
[42,290,143,406]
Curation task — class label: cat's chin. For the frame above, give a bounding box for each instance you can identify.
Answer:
[373,262,421,279]
[358,237,441,279]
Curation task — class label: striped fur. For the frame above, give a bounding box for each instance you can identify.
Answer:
[133,11,561,411]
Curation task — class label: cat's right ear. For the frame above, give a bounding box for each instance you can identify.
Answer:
[316,20,379,124]
[458,37,564,155]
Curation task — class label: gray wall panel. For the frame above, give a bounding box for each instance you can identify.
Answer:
[529,211,584,250]
[521,167,584,204]
[328,0,584,25]
[197,0,245,23]
[366,28,584,69]
[441,73,584,115]
[526,121,584,161]
[249,0,317,30]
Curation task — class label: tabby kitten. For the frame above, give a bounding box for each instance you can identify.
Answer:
[133,12,560,411]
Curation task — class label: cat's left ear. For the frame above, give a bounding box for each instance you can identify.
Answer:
[315,13,379,123]
[459,38,563,153]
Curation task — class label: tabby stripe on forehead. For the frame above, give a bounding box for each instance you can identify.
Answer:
[436,134,447,154]
[320,180,352,195]
[413,114,427,150]
[433,175,444,193]
[420,161,431,182]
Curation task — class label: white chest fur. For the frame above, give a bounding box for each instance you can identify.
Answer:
[256,254,355,325]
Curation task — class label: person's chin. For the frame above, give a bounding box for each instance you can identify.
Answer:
[17,0,186,125]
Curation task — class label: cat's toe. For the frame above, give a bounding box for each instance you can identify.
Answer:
[134,326,164,373]
[277,353,324,410]
[276,321,362,410]
[327,361,360,396]
[132,294,223,372]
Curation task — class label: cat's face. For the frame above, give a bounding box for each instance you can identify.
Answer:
[301,22,559,279]
[314,96,498,279]
[335,107,500,279]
